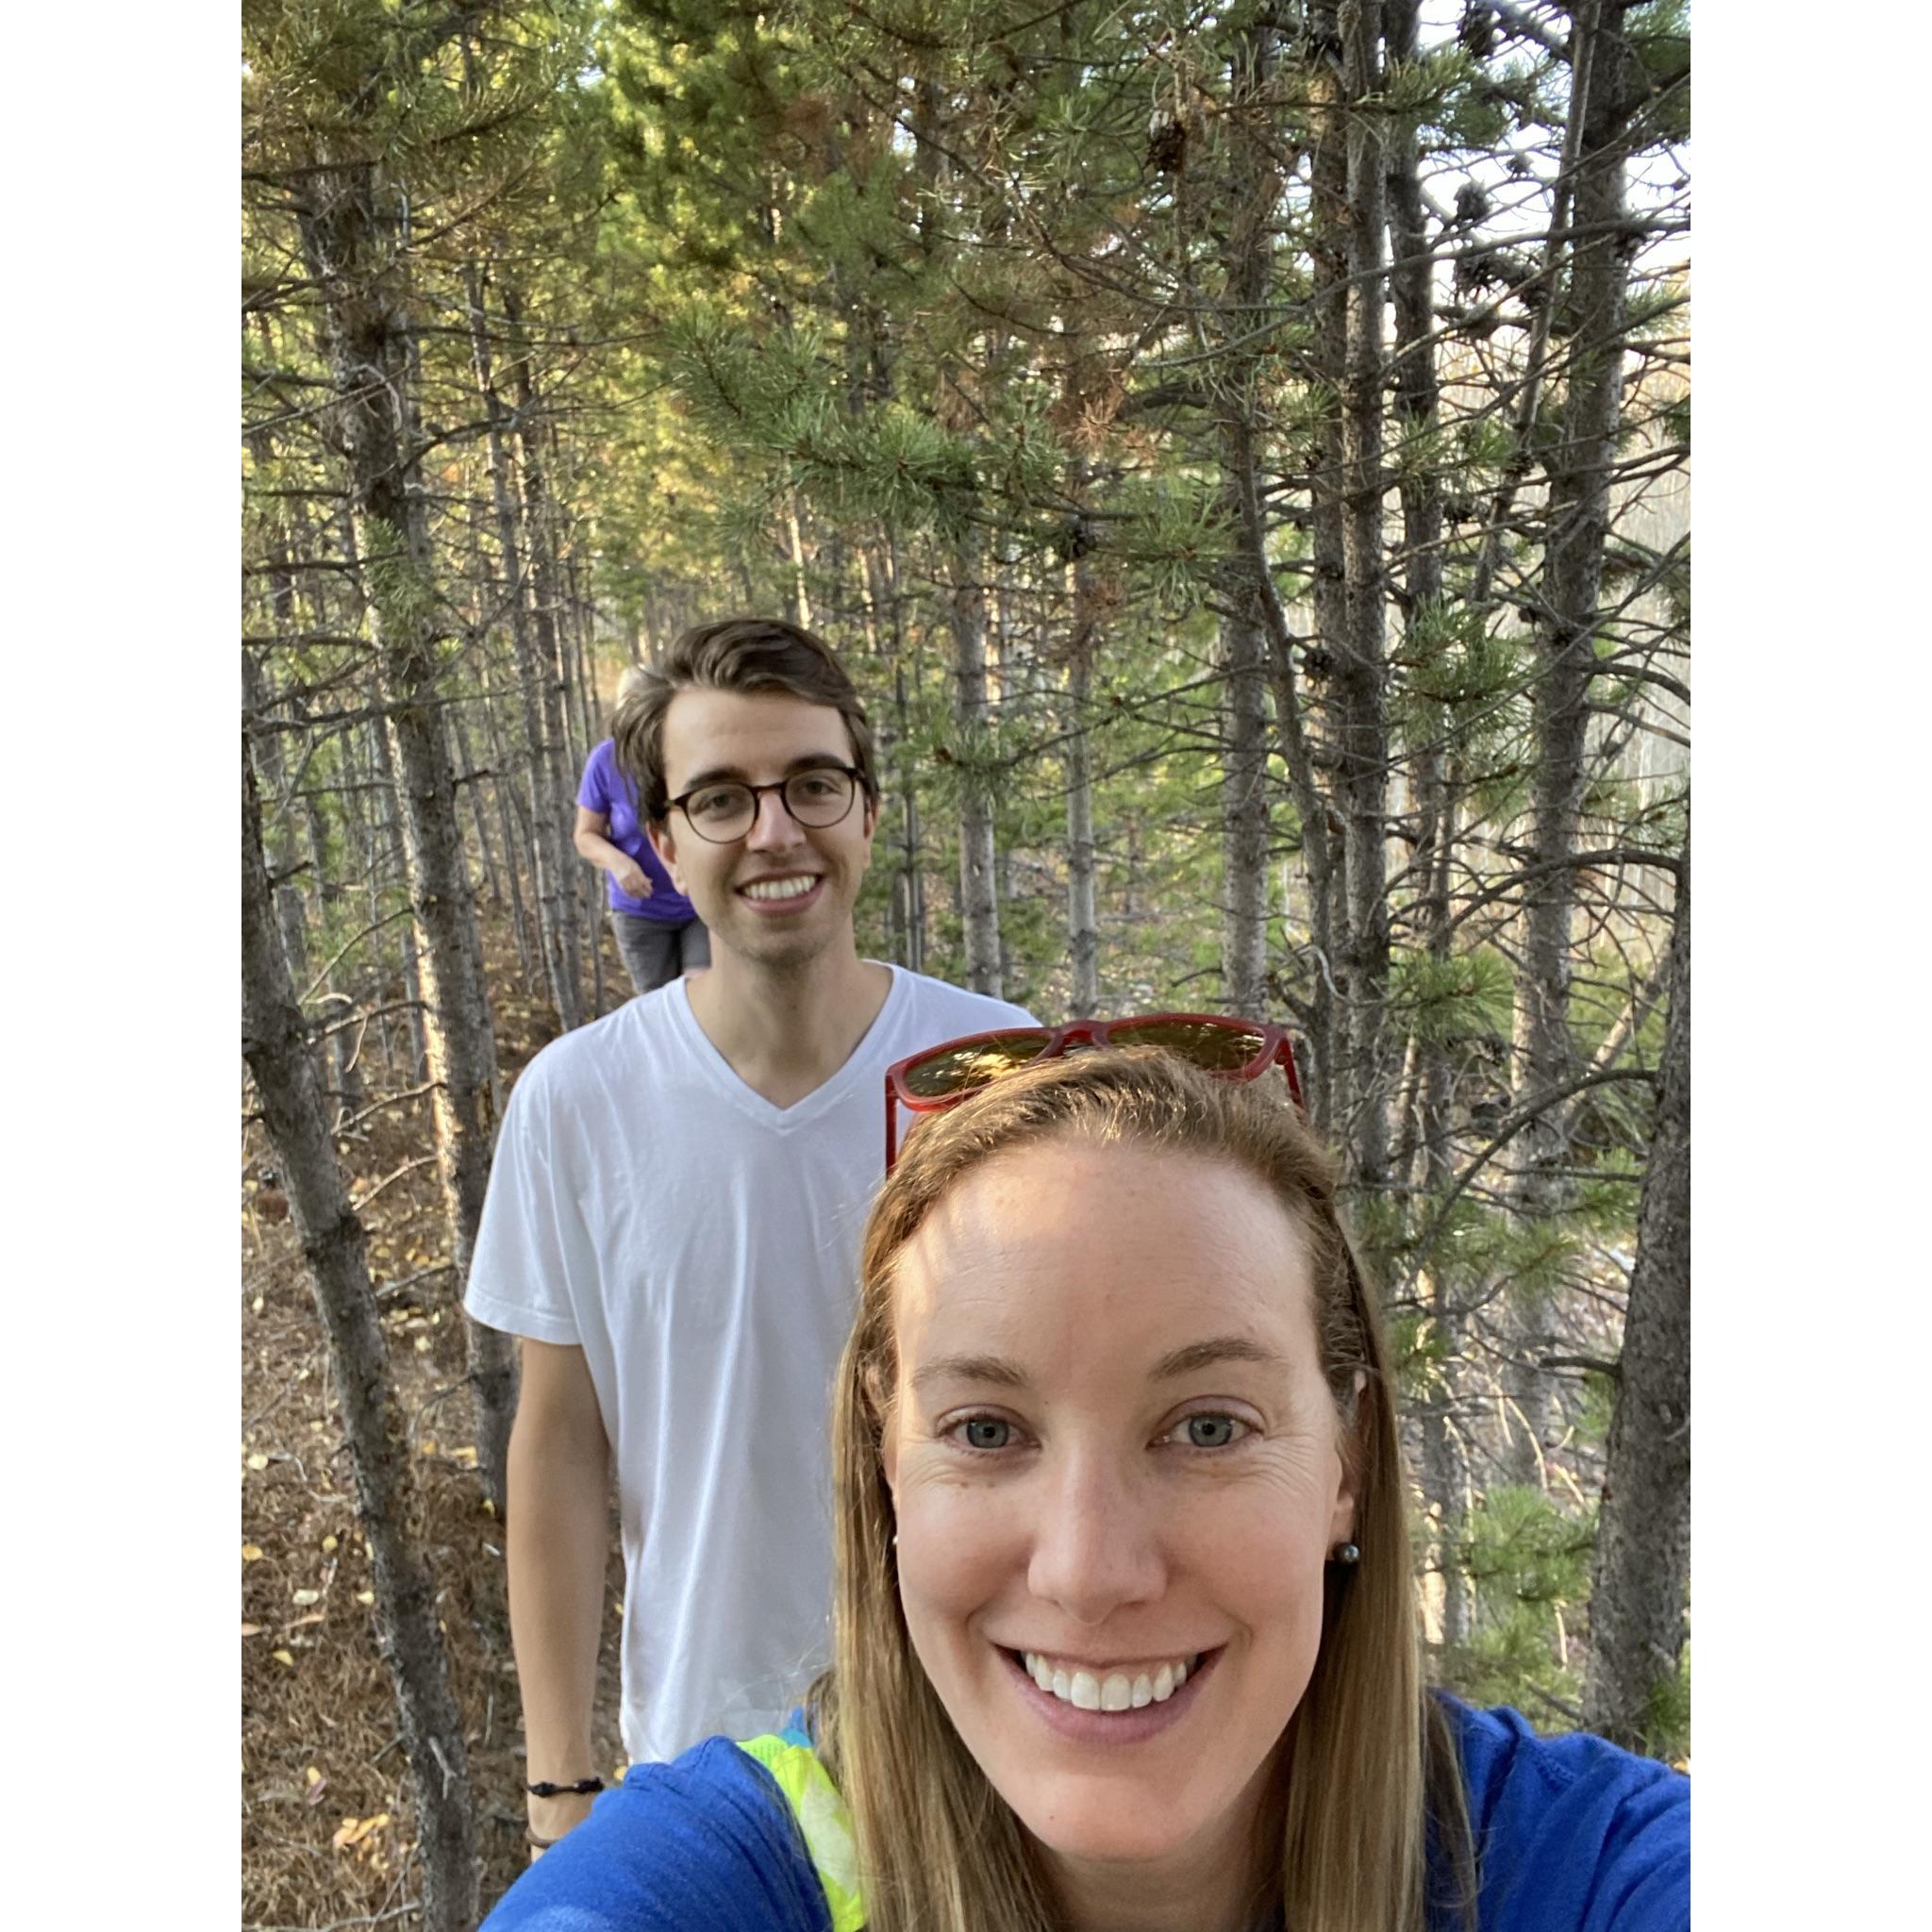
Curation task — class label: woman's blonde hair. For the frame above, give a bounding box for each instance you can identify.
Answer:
[809,1048,1472,1932]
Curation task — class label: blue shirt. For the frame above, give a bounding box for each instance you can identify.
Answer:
[482,1700,1688,1931]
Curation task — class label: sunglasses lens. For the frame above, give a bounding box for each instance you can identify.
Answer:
[900,1032,1052,1099]
[1110,1019,1269,1071]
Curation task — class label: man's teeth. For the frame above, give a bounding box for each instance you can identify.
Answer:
[741,876,816,901]
[1022,1652,1193,1710]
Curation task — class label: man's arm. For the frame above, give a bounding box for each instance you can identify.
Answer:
[508,1337,613,1855]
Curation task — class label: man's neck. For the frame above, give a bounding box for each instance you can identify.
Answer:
[684,946,894,1109]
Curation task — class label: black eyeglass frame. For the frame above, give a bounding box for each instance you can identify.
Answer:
[662,762,869,844]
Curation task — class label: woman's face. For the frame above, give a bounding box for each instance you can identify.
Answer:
[881,1136,1357,1885]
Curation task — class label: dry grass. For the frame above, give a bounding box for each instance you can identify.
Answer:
[242,923,627,1929]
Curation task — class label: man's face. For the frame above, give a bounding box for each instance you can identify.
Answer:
[649,688,877,973]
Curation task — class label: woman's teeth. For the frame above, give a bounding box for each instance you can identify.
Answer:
[1021,1652,1196,1711]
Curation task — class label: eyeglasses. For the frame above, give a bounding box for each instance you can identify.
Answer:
[882,1013,1305,1166]
[664,764,865,844]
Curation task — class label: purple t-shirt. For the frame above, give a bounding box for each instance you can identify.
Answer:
[577,740,696,924]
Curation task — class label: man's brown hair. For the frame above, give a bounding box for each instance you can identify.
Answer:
[610,618,878,820]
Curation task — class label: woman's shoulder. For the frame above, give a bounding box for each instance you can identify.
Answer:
[480,1736,831,1932]
[1439,1698,1689,1932]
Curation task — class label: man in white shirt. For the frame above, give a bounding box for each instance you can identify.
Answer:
[464,618,1033,1854]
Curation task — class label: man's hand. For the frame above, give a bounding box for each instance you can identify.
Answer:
[612,857,653,899]
[526,1785,599,1860]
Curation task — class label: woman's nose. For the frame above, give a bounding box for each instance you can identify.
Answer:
[1024,1451,1166,1625]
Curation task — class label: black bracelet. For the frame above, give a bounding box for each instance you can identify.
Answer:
[525,1776,605,1799]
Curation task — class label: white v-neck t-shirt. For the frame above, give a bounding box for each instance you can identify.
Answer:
[465,966,1033,1763]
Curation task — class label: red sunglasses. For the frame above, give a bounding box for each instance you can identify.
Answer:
[883,1012,1305,1167]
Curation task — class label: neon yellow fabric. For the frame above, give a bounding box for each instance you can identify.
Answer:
[736,1735,867,1932]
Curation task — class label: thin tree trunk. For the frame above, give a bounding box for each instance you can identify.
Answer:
[1218,475,1272,1017]
[879,541,926,974]
[464,261,581,1034]
[479,666,541,995]
[1584,838,1689,1753]
[365,685,432,1090]
[242,750,478,1932]
[1307,4,1356,1141]
[451,701,502,908]
[1384,0,1472,1644]
[948,536,1004,997]
[1504,1,1637,1481]
[1334,0,1392,1187]
[1516,0,1635,1192]
[297,158,515,1508]
[1209,21,1284,1022]
[1064,512,1100,1016]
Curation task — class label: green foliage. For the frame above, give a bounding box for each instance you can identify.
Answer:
[1389,946,1516,1048]
[1443,1485,1596,1716]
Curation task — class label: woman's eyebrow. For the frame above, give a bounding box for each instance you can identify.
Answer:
[908,1353,1029,1393]
[1150,1336,1287,1380]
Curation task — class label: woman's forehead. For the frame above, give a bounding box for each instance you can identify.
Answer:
[891,1138,1316,1359]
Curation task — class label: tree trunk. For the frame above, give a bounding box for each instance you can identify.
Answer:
[1218,474,1272,1018]
[1585,840,1690,1756]
[464,262,582,1033]
[1516,0,1636,1193]
[242,750,479,1932]
[1384,1,1471,1637]
[948,536,1004,997]
[1334,0,1392,1188]
[1505,0,1637,1480]
[1064,529,1101,1017]
[296,158,515,1510]
[1306,5,1356,1141]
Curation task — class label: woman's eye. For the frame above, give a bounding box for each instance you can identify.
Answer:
[1174,1413,1245,1449]
[958,1417,1011,1451]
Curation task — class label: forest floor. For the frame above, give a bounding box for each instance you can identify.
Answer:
[242,913,630,1931]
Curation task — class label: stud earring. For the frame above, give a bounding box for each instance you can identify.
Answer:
[1330,1541,1360,1565]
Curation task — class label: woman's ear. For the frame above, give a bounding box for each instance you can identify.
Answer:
[1329,1370,1368,1545]
[867,1361,899,1490]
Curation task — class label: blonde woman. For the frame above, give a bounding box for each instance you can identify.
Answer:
[483,1035,1690,1932]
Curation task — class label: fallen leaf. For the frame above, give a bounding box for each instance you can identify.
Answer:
[272,1650,295,1667]
[246,1454,269,1472]
[413,1335,431,1354]
[449,1445,477,1467]
[332,1812,391,1851]
[419,1439,437,1457]
[287,1612,325,1629]
[356,1591,375,1606]
[252,1295,264,1314]
[291,1589,321,1607]
[241,1624,262,1638]
[242,1543,264,1562]
[305,1765,323,1786]
[321,1535,339,1554]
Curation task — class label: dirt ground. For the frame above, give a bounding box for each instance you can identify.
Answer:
[242,919,630,1930]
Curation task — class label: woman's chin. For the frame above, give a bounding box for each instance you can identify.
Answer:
[1016,1793,1207,1871]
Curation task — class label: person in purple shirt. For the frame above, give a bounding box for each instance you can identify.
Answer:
[481,1045,1688,1931]
[575,667,710,993]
